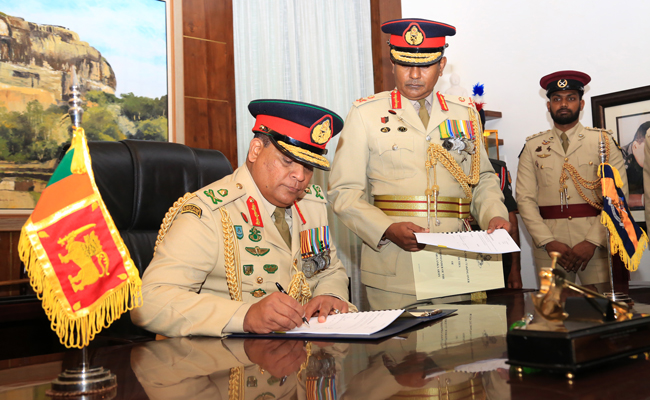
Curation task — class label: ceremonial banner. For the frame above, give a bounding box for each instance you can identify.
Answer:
[598,162,648,271]
[18,127,142,348]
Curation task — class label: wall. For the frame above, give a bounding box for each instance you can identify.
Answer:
[402,0,650,287]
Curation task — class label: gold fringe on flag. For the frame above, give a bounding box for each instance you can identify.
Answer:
[601,212,648,272]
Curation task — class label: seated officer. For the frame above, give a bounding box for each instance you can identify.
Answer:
[132,100,354,337]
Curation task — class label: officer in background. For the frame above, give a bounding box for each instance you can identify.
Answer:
[516,71,627,285]
[328,18,509,310]
[132,100,354,337]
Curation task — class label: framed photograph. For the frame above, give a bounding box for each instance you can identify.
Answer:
[0,0,170,225]
[592,85,650,216]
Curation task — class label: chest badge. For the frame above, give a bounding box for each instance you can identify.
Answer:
[235,225,244,239]
[250,289,266,298]
[381,116,389,124]
[381,127,390,133]
[248,227,262,242]
[537,154,551,158]
[245,246,270,257]
[398,126,407,132]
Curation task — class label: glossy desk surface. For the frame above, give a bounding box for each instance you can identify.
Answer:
[3,287,650,400]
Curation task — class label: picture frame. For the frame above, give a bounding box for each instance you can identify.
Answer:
[591,85,650,217]
[0,0,173,228]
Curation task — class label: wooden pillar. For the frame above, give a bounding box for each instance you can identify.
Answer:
[370,0,401,93]
[182,0,238,170]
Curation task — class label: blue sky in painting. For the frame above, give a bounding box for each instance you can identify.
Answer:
[0,0,167,98]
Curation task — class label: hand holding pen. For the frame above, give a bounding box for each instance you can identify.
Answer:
[276,282,310,327]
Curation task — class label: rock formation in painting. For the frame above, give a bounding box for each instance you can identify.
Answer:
[0,12,116,112]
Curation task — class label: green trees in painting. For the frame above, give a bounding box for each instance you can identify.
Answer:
[0,92,168,162]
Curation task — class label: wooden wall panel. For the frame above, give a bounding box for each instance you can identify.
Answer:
[370,0,402,93]
[0,231,24,297]
[182,0,237,170]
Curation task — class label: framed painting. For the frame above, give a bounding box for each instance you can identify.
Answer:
[0,0,170,224]
[592,85,650,217]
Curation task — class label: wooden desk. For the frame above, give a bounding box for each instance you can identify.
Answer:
[1,288,650,399]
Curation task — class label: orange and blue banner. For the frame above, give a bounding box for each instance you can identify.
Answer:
[598,162,648,271]
[18,127,141,348]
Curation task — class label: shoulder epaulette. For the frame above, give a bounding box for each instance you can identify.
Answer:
[195,181,247,210]
[525,130,550,141]
[585,126,614,136]
[443,94,474,108]
[300,184,327,203]
[353,91,390,107]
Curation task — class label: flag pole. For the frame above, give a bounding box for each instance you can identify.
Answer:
[598,137,618,301]
[46,67,117,398]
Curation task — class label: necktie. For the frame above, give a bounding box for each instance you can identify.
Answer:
[417,99,430,129]
[560,132,569,153]
[273,207,291,247]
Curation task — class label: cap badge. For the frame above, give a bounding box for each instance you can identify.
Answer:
[310,115,332,145]
[404,24,424,46]
[258,124,270,132]
[558,79,568,88]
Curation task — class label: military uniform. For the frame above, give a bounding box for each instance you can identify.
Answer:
[328,90,507,309]
[516,123,627,284]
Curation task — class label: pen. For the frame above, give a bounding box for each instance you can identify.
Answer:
[275,282,310,327]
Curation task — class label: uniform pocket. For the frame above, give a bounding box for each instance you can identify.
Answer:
[376,136,417,179]
[536,159,556,187]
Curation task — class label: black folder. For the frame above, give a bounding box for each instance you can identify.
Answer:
[226,309,456,341]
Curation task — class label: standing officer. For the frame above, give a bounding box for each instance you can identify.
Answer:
[132,100,354,337]
[516,71,627,285]
[328,18,509,310]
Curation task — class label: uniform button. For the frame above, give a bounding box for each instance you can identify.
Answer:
[392,144,398,150]
[426,135,431,141]
[567,195,571,199]
[256,276,263,284]
[589,161,593,165]
[541,165,544,169]
[236,183,243,189]
[568,216,573,220]
[564,158,568,162]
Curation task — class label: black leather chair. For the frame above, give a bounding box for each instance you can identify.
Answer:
[79,139,233,339]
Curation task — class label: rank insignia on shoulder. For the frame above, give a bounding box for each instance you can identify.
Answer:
[241,212,249,224]
[398,126,407,132]
[250,288,266,298]
[537,154,551,158]
[381,127,390,133]
[381,116,389,124]
[243,264,254,275]
[181,204,202,218]
[204,189,222,204]
[312,185,324,199]
[248,227,262,242]
[235,225,244,239]
[217,188,228,197]
[246,246,271,256]
[304,186,312,194]
[263,264,278,274]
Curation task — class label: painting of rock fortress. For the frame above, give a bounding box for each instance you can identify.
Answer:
[0,6,167,210]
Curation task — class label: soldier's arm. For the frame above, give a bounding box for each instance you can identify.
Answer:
[470,144,508,229]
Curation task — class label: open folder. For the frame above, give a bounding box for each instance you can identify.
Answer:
[226,309,456,341]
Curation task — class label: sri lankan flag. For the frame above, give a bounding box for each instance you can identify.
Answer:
[18,127,142,348]
[598,162,648,271]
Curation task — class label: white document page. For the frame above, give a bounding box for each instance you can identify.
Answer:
[285,309,404,335]
[415,229,520,254]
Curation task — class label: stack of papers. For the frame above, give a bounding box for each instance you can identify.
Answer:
[285,309,404,335]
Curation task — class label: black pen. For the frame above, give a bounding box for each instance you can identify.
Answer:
[275,282,310,327]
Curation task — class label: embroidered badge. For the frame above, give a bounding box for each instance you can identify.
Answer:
[217,188,228,197]
[398,126,407,132]
[381,116,389,124]
[310,115,333,145]
[245,246,271,256]
[390,89,402,109]
[304,187,312,194]
[542,140,551,145]
[181,204,202,218]
[436,91,449,111]
[246,196,264,227]
[246,376,257,387]
[250,289,266,298]
[243,264,254,275]
[241,212,249,224]
[267,376,280,386]
[235,225,244,239]
[313,185,324,199]
[203,189,222,204]
[547,146,551,152]
[249,227,262,242]
[263,264,278,274]
[458,97,466,102]
[535,146,542,152]
[537,154,551,158]
[404,23,424,46]
[381,127,390,133]
[294,201,306,224]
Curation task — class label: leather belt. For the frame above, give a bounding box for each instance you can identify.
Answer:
[538,204,600,220]
[373,195,470,218]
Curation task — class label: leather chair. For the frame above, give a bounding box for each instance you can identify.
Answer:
[81,139,233,340]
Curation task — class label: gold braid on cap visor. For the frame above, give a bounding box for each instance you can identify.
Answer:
[390,49,441,64]
[278,141,330,168]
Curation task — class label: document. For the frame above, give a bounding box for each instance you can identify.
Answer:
[411,246,504,300]
[285,309,404,335]
[414,229,520,254]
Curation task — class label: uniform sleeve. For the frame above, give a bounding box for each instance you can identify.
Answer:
[131,201,252,337]
[584,134,628,246]
[470,145,509,229]
[328,106,395,250]
[516,143,555,246]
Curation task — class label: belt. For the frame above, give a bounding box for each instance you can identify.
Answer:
[373,195,471,218]
[538,204,601,220]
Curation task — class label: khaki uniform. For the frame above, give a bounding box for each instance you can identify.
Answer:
[516,123,627,284]
[132,166,352,337]
[328,90,507,309]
